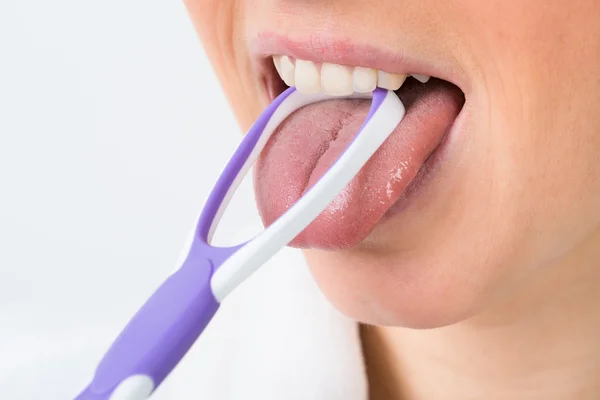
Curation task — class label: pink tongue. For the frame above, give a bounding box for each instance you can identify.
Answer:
[254,80,464,250]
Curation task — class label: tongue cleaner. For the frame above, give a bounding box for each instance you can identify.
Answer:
[75,87,405,400]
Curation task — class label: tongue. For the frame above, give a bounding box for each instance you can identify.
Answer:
[254,79,464,250]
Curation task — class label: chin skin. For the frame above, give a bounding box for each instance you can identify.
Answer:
[302,87,600,329]
[304,250,482,329]
[302,216,588,330]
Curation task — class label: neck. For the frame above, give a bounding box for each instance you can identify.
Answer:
[362,232,600,400]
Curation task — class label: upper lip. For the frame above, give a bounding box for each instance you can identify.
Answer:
[249,32,469,101]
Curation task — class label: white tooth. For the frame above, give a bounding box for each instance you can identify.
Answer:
[273,55,282,76]
[411,74,430,83]
[321,63,354,96]
[280,55,295,86]
[377,71,407,90]
[295,60,321,94]
[352,67,377,93]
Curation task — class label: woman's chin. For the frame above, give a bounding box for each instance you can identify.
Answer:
[302,246,503,329]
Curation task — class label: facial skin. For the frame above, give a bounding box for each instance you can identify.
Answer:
[187,0,600,326]
[186,1,600,398]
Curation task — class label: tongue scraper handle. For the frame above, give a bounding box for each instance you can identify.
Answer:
[74,88,405,400]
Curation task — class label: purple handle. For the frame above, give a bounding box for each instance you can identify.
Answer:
[75,254,219,399]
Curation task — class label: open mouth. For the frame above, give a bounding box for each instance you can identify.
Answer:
[254,53,466,250]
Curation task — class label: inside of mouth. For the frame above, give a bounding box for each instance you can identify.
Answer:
[391,76,465,113]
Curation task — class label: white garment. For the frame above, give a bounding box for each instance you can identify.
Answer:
[164,246,368,400]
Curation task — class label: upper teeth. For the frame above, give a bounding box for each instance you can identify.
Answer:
[272,55,430,96]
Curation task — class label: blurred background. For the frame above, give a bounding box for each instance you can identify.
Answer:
[0,1,261,398]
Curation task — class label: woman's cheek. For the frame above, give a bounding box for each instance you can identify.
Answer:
[184,0,260,129]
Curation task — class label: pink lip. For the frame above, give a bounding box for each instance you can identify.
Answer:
[249,32,469,101]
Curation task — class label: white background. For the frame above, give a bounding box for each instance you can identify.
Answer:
[0,1,262,398]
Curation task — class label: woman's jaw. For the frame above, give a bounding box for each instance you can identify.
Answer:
[186,0,600,329]
[246,25,512,329]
